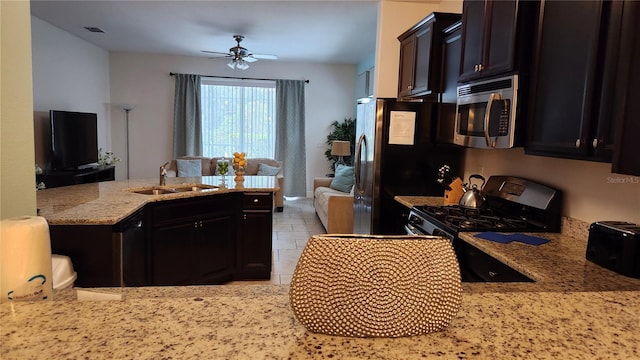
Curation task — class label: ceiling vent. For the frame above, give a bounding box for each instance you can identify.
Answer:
[84,27,105,33]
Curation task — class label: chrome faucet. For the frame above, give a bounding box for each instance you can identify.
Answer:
[159,162,169,186]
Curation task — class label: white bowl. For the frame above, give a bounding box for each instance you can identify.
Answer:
[51,254,77,290]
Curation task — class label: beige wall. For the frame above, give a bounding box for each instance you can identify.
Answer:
[464,149,640,225]
[1,1,37,218]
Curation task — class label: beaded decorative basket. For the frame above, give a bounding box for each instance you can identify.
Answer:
[289,234,462,338]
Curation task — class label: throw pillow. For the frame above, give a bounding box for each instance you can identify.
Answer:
[257,163,280,176]
[176,159,202,177]
[330,165,355,193]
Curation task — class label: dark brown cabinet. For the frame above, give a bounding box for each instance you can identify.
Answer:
[437,21,463,144]
[611,0,640,176]
[458,0,537,83]
[50,209,146,287]
[397,12,461,99]
[237,193,273,279]
[149,194,238,285]
[49,191,275,287]
[525,0,621,163]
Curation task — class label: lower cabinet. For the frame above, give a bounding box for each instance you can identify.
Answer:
[236,192,273,279]
[149,194,238,285]
[49,192,274,287]
[453,239,533,283]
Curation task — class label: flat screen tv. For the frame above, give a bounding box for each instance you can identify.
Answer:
[50,110,99,171]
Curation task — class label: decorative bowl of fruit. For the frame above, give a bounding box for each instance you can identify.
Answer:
[233,152,246,181]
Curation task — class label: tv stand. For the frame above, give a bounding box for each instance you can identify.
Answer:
[37,166,115,189]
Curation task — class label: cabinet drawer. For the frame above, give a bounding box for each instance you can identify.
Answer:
[243,192,272,210]
[151,194,237,224]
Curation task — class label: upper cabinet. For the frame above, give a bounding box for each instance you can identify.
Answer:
[397,12,461,99]
[610,1,640,175]
[527,0,639,175]
[526,0,627,164]
[458,0,538,83]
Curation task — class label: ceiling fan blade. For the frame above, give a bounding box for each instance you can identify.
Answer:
[251,54,278,60]
[201,50,232,57]
[243,56,258,63]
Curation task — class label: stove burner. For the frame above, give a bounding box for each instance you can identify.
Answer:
[412,205,537,232]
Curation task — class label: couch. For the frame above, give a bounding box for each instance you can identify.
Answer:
[166,156,284,211]
[313,177,354,233]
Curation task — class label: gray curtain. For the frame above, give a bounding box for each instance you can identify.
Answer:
[275,80,306,197]
[173,73,202,157]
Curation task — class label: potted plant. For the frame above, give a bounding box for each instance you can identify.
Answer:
[324,117,356,172]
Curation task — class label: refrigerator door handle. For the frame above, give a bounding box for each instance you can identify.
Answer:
[354,133,367,195]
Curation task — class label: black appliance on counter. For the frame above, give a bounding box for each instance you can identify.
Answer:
[406,176,562,282]
[587,221,640,279]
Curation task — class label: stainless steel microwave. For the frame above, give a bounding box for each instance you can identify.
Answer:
[454,75,519,149]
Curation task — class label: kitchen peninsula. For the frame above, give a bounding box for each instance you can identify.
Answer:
[2,192,639,358]
[36,176,279,286]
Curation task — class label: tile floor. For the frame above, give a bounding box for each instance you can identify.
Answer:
[230,196,326,285]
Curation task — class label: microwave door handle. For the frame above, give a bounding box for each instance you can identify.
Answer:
[484,92,501,148]
[354,133,367,195]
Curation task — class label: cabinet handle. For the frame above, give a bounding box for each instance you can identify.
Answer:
[407,85,412,90]
[575,139,581,148]
[592,139,598,149]
[479,64,484,71]
[253,198,259,203]
[243,214,247,220]
[488,271,499,278]
[136,220,143,228]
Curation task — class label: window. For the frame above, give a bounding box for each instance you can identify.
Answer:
[200,78,276,158]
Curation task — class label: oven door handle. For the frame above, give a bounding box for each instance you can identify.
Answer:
[484,92,501,148]
[405,224,425,235]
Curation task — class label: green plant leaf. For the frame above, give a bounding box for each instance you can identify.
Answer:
[325,117,356,171]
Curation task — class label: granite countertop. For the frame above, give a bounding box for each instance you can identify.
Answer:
[395,195,640,293]
[2,285,639,359]
[4,194,638,358]
[37,176,279,225]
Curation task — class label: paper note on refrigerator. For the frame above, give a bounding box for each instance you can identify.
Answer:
[388,111,416,145]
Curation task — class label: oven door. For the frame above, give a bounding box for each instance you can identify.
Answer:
[455,75,518,149]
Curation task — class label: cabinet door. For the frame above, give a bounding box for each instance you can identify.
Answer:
[150,221,198,285]
[526,1,603,159]
[611,0,640,175]
[459,0,487,82]
[237,210,273,279]
[410,23,435,96]
[199,214,236,283]
[484,1,517,78]
[398,35,416,98]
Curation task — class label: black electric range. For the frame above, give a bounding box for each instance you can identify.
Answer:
[406,176,562,282]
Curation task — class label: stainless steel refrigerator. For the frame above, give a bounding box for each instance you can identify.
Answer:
[353,97,463,234]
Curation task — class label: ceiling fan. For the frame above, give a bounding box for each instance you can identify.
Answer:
[202,35,278,70]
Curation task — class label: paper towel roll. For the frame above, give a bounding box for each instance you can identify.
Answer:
[0,216,53,302]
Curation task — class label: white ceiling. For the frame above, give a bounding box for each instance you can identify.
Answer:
[30,0,380,65]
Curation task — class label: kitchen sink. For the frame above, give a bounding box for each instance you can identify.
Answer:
[171,184,219,192]
[131,188,177,195]
[129,184,218,195]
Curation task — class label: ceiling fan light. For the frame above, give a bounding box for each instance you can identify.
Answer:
[237,60,249,70]
[227,60,236,69]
